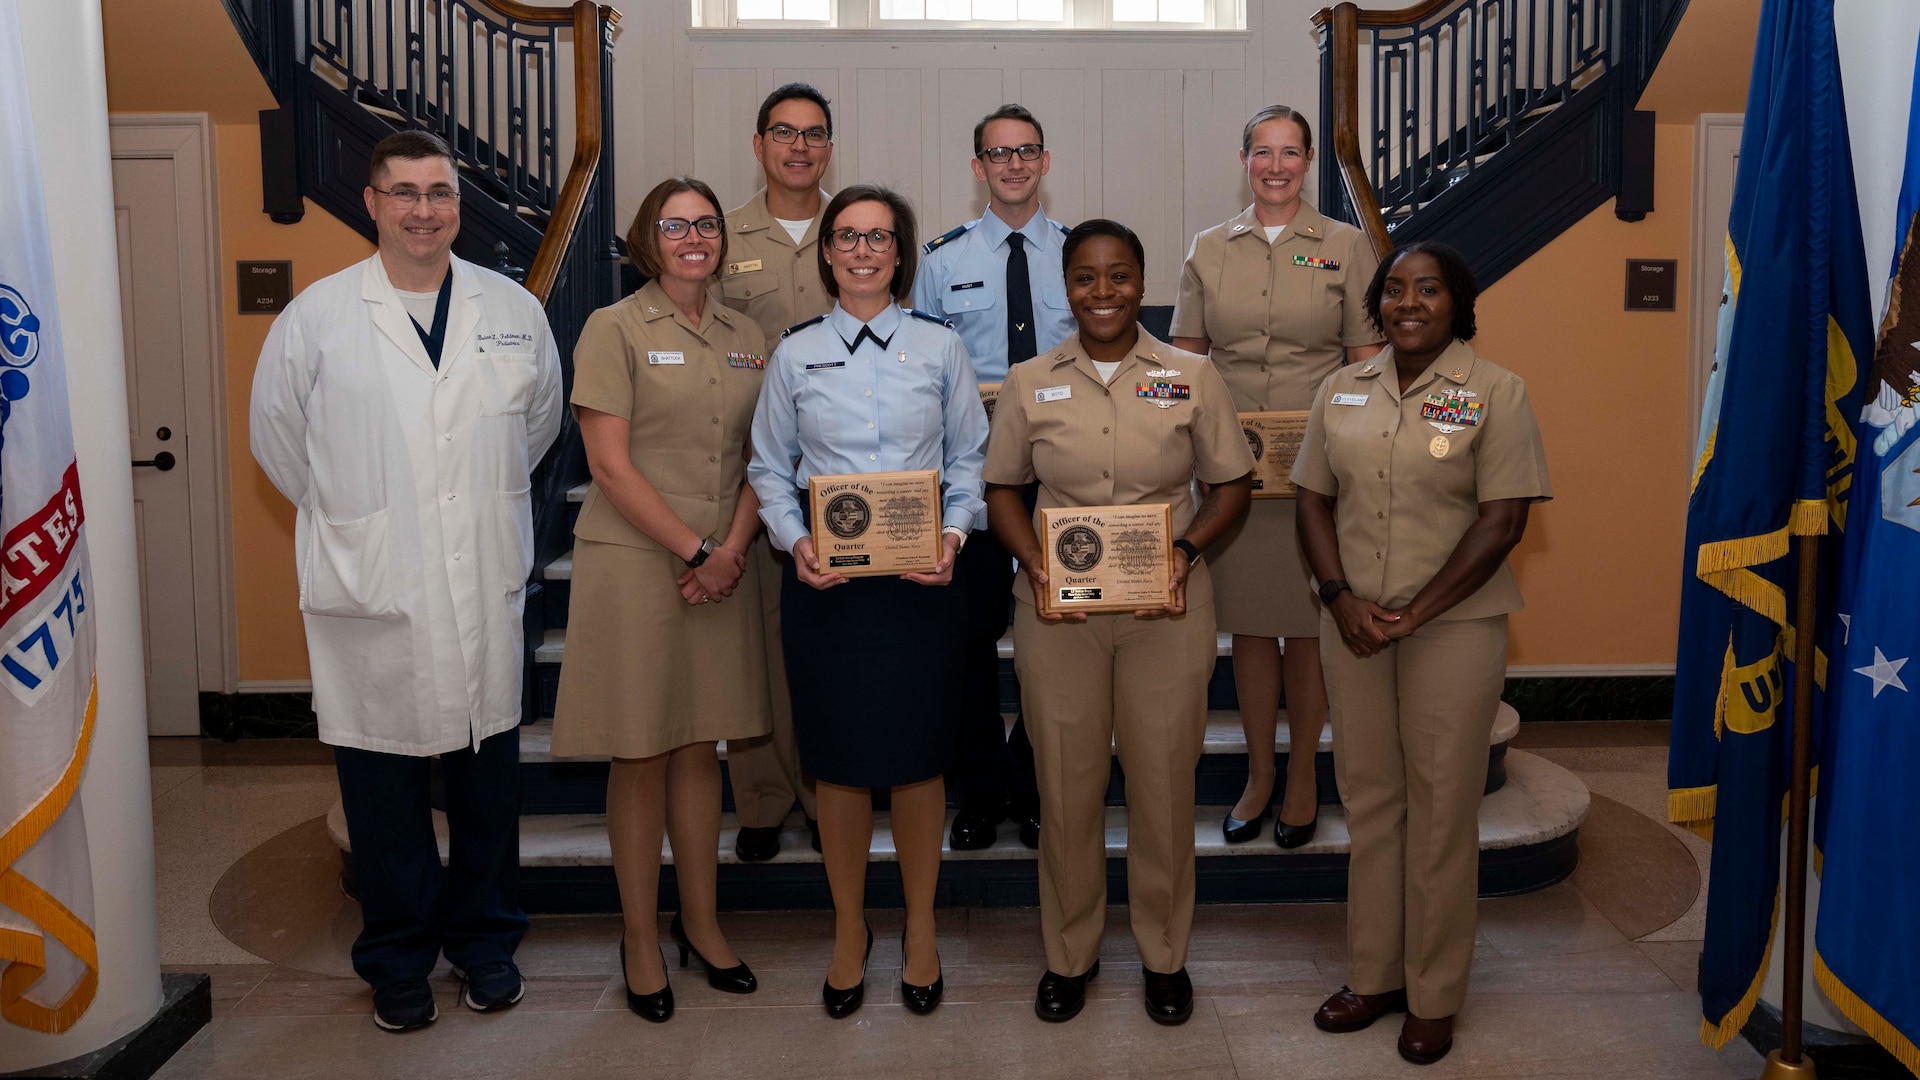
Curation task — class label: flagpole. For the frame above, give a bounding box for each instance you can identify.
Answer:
[1762,532,1821,1079]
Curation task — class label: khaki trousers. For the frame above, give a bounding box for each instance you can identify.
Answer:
[1013,600,1215,976]
[726,538,817,828]
[1321,612,1507,1019]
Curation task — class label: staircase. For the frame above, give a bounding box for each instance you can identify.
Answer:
[1315,0,1690,285]
[222,0,1594,914]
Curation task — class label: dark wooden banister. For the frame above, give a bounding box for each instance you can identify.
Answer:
[1311,3,1393,260]
[520,0,620,304]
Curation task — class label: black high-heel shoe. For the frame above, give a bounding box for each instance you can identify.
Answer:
[620,936,673,1022]
[821,922,873,1018]
[670,913,757,994]
[899,927,944,1014]
[1222,806,1270,844]
[1274,808,1319,849]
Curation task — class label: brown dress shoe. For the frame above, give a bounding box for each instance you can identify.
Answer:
[1312,986,1409,1033]
[1398,1013,1455,1065]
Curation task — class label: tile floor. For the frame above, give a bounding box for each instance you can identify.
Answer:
[147,723,1768,1079]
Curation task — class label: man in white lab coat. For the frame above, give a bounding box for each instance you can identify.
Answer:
[250,130,563,1032]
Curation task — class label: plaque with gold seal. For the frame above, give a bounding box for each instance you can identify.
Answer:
[1038,503,1174,615]
[1240,410,1310,498]
[807,470,943,577]
[978,382,1002,422]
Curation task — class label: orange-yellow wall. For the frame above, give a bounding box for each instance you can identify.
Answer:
[1480,123,1696,666]
[214,124,373,680]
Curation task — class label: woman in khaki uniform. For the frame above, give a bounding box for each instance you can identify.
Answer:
[1170,105,1383,847]
[985,219,1252,1027]
[551,178,770,1022]
[1292,242,1550,1064]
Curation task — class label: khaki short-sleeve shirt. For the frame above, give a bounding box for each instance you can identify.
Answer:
[1290,339,1551,618]
[1169,201,1382,412]
[719,189,833,338]
[570,280,769,550]
[984,329,1255,608]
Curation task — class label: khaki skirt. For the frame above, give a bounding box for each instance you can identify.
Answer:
[1205,496,1320,639]
[551,538,771,759]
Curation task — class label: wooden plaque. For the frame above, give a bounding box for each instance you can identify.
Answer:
[1038,503,1174,615]
[1240,411,1310,499]
[978,382,1002,422]
[807,470,943,577]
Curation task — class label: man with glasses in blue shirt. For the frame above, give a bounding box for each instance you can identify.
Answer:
[722,83,836,863]
[911,103,1074,851]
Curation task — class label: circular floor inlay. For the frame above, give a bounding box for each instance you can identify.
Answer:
[1571,793,1702,939]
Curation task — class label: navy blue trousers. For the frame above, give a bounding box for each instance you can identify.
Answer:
[949,526,1040,819]
[334,727,528,991]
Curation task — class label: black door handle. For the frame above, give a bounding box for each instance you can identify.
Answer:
[133,451,176,471]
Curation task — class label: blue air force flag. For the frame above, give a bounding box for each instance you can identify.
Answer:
[0,0,100,1035]
[1810,26,1920,1073]
[1668,0,1869,1049]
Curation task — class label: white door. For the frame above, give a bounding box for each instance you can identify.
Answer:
[111,155,201,734]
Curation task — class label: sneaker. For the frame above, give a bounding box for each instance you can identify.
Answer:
[454,960,525,1012]
[372,976,438,1032]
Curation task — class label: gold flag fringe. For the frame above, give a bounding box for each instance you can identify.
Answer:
[1814,953,1920,1075]
[1702,889,1781,1049]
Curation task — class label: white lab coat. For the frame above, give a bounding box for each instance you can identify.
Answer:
[250,253,564,756]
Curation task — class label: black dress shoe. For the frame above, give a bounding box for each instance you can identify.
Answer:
[670,913,756,994]
[1033,959,1099,1022]
[822,922,873,1018]
[949,806,1000,850]
[1143,966,1193,1025]
[1274,810,1318,849]
[1017,814,1041,850]
[1221,807,1269,844]
[620,937,673,1022]
[735,825,780,862]
[899,929,944,1014]
[1313,985,1408,1033]
[808,817,823,854]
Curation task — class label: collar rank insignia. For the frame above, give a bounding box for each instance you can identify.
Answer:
[1419,392,1484,427]
[1293,255,1340,270]
[727,351,765,369]
[1137,381,1190,409]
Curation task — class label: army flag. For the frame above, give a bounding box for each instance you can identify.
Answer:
[1667,0,1869,1049]
[1809,24,1920,1074]
[0,0,100,1035]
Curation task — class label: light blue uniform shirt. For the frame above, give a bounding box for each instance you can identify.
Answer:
[749,302,990,554]
[909,206,1075,382]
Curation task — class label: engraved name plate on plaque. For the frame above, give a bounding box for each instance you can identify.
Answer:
[1038,503,1173,615]
[807,470,943,577]
[1240,411,1310,499]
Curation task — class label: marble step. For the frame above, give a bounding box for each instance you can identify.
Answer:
[331,749,1587,910]
[516,703,1522,765]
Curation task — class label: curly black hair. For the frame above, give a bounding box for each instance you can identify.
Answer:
[1363,240,1479,342]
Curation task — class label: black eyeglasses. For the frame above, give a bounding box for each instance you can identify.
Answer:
[978,143,1044,164]
[829,227,896,253]
[657,216,723,240]
[763,123,831,148]
[371,185,461,209]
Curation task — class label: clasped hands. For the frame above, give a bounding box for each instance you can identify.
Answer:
[678,543,747,606]
[1329,592,1419,657]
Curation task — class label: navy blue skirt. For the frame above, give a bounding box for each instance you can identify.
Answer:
[780,546,967,788]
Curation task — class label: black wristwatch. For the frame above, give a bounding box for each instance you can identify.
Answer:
[685,537,717,568]
[1318,578,1352,605]
[1172,538,1201,564]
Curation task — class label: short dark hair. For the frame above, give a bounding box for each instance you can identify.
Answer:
[368,129,456,186]
[973,104,1044,157]
[1061,219,1146,277]
[625,177,727,281]
[1240,105,1313,157]
[756,82,834,138]
[1364,241,1480,341]
[816,184,917,302]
